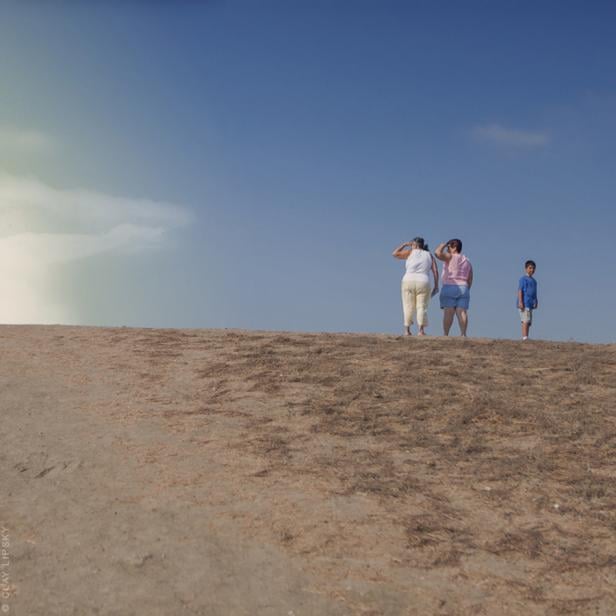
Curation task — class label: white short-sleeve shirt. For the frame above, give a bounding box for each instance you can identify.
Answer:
[402,250,433,284]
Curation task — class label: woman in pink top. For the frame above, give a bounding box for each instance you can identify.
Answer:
[435,239,473,337]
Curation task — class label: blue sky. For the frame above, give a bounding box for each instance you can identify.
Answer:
[1,1,615,341]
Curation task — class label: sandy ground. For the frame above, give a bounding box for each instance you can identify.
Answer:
[1,325,615,615]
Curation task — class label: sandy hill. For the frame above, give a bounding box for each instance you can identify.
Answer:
[2,325,615,615]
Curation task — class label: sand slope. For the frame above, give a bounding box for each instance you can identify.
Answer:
[2,325,615,615]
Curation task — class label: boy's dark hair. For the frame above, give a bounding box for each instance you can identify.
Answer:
[412,236,429,251]
[525,260,536,269]
[448,238,462,252]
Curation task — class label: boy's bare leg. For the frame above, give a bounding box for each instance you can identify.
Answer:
[443,308,455,335]
[522,321,530,339]
[455,308,468,337]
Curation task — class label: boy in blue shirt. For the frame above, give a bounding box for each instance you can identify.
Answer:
[517,260,538,340]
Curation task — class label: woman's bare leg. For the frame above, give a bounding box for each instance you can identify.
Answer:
[443,308,455,335]
[455,308,468,336]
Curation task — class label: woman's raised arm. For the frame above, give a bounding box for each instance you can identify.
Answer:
[392,242,412,260]
[434,242,451,262]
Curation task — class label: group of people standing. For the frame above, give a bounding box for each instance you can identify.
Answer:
[392,237,539,339]
[393,237,472,337]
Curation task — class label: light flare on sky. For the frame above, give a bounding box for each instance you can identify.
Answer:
[0,173,190,324]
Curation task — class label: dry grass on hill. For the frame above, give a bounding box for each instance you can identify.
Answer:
[2,325,615,615]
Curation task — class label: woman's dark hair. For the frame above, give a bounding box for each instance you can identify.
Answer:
[412,236,430,251]
[448,238,462,252]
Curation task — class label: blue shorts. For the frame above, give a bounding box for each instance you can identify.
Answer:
[440,284,470,309]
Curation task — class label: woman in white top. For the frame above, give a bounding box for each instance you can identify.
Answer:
[392,237,439,336]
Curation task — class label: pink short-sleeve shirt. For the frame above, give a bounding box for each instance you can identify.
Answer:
[442,253,472,286]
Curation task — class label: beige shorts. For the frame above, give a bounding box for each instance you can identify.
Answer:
[519,308,533,324]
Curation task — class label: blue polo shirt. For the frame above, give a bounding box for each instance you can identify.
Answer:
[518,276,538,309]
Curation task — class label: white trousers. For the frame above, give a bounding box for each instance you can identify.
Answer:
[401,279,431,327]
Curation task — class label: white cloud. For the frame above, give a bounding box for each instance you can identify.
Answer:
[0,126,55,154]
[0,173,191,324]
[472,123,549,147]
[0,174,190,237]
